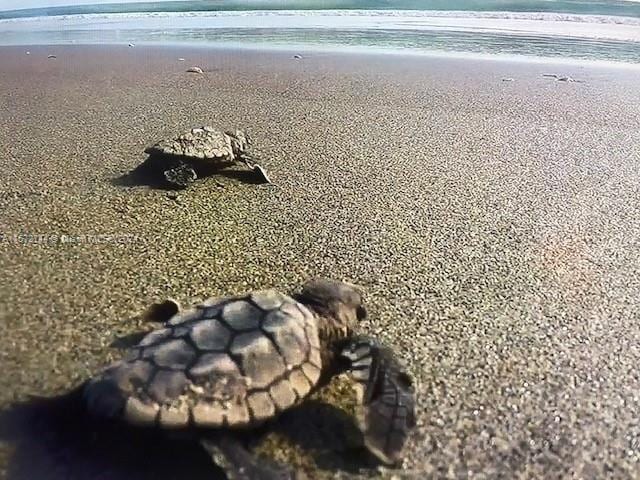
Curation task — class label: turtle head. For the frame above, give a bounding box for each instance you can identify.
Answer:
[225,129,251,155]
[295,279,366,336]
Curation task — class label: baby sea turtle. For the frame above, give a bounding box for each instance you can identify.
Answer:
[84,279,416,479]
[144,127,270,188]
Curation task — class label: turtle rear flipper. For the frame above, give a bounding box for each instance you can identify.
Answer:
[200,435,296,480]
[340,336,416,465]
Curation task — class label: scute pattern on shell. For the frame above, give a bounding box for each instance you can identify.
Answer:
[84,290,323,430]
[144,127,234,161]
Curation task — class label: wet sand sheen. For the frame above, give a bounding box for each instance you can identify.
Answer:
[1,45,640,478]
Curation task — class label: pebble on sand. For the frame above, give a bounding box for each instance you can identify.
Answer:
[47,54,57,59]
[543,73,583,83]
[186,66,204,74]
[178,58,185,61]
[128,43,135,47]
[25,51,30,55]
[293,54,302,59]
[501,78,514,82]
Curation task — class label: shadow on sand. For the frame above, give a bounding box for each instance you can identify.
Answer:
[0,386,378,480]
[275,400,380,473]
[111,155,265,190]
[0,386,223,480]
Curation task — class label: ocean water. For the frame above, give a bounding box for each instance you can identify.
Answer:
[1,1,640,64]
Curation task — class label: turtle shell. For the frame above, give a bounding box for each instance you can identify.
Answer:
[144,127,234,162]
[84,290,323,429]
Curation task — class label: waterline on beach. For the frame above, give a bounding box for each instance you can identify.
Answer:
[1,9,640,65]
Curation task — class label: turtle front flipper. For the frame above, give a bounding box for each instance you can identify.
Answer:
[340,336,416,465]
[200,435,297,480]
[164,162,197,188]
[237,153,271,184]
[251,163,271,184]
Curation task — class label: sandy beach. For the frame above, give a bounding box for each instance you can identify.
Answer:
[1,44,640,479]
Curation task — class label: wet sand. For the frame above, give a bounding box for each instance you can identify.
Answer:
[1,45,640,479]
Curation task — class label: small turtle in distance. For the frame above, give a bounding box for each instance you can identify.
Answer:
[144,127,271,188]
[83,279,416,479]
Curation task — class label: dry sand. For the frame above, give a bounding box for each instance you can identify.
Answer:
[1,45,640,479]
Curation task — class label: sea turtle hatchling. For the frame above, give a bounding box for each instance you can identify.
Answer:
[143,127,270,188]
[84,279,416,479]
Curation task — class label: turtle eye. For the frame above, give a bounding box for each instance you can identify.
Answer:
[356,305,367,321]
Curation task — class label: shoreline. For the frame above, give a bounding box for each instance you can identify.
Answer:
[3,41,640,71]
[4,42,640,72]
[2,44,640,478]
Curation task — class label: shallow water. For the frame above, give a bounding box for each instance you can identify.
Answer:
[3,0,640,18]
[1,7,640,64]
